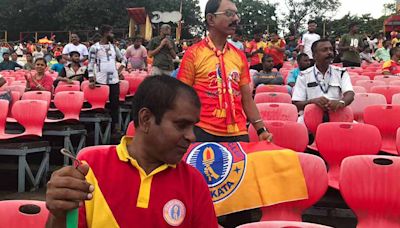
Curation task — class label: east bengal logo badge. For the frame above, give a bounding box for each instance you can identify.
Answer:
[186,142,247,203]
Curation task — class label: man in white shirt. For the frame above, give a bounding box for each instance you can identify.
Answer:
[62,34,89,62]
[299,20,320,65]
[228,29,244,51]
[88,25,126,134]
[292,39,355,122]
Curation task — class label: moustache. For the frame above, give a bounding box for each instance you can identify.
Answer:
[326,55,334,60]
[229,22,239,27]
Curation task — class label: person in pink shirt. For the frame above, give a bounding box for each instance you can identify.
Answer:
[24,58,54,92]
[125,36,148,71]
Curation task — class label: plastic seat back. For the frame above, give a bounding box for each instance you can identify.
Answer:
[0,100,9,134]
[370,85,400,104]
[0,200,49,228]
[54,91,84,121]
[397,128,400,154]
[119,80,130,101]
[340,156,400,228]
[82,85,110,110]
[393,93,400,105]
[362,71,378,80]
[349,93,387,122]
[57,81,80,86]
[21,91,51,111]
[125,76,145,95]
[389,80,400,86]
[249,121,308,152]
[4,85,25,96]
[238,221,332,228]
[374,75,400,85]
[350,75,370,85]
[254,92,292,104]
[255,85,288,94]
[364,105,400,154]
[355,80,385,92]
[304,104,354,135]
[54,84,80,94]
[261,153,328,221]
[126,121,136,137]
[256,103,298,122]
[12,100,48,136]
[352,86,367,94]
[316,123,382,189]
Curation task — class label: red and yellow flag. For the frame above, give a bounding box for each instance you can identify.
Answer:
[183,142,308,216]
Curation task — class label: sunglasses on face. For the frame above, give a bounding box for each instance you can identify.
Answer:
[213,9,239,18]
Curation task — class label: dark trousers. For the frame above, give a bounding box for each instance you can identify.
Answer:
[108,83,120,128]
[342,60,361,67]
[194,126,261,228]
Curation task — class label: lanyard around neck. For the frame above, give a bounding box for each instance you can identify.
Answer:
[313,66,331,94]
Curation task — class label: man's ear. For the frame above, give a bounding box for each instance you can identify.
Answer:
[206,13,215,28]
[138,107,153,134]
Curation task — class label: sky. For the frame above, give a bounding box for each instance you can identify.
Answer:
[199,0,394,19]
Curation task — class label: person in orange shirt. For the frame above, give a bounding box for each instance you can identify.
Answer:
[265,32,286,71]
[177,2,273,226]
[382,47,400,76]
[246,29,267,71]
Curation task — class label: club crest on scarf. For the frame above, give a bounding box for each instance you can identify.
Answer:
[186,142,247,203]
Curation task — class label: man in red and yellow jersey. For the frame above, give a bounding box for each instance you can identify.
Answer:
[383,47,400,76]
[246,29,267,71]
[177,0,272,144]
[45,76,218,228]
[265,32,286,71]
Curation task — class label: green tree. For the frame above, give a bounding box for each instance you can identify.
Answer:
[283,0,341,35]
[233,0,278,37]
[383,2,396,16]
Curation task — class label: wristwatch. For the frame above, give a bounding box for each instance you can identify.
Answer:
[257,127,268,136]
[339,100,346,106]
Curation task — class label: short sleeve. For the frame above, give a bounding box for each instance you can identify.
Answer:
[191,169,219,228]
[177,48,196,86]
[62,45,69,55]
[292,74,307,102]
[239,52,250,87]
[81,45,89,56]
[141,47,148,58]
[340,71,354,93]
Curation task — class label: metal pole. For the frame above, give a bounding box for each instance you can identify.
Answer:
[323,22,326,38]
[4,31,7,42]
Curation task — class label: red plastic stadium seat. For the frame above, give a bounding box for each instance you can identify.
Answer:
[350,75,370,85]
[119,80,130,101]
[347,67,363,74]
[0,100,9,134]
[256,103,298,122]
[374,75,400,85]
[389,80,400,86]
[352,86,367,93]
[255,85,288,94]
[394,94,400,105]
[303,104,354,135]
[57,81,80,86]
[370,85,400,104]
[10,81,26,86]
[249,121,308,152]
[54,84,80,94]
[254,92,292,104]
[362,71,378,80]
[260,153,328,221]
[238,221,332,228]
[51,91,84,121]
[21,91,51,111]
[316,123,381,189]
[340,155,400,228]
[397,128,400,154]
[349,93,387,122]
[126,121,136,137]
[0,200,49,228]
[125,76,145,95]
[355,80,385,92]
[82,85,110,110]
[364,105,400,155]
[4,85,25,96]
[8,91,22,117]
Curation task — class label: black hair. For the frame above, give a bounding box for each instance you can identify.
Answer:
[262,54,273,63]
[390,47,399,58]
[308,20,317,25]
[205,0,222,26]
[2,52,9,56]
[133,36,144,42]
[297,53,309,62]
[132,75,201,128]
[34,57,47,65]
[311,38,331,54]
[69,51,80,57]
[56,55,63,62]
[100,24,113,35]
[26,52,32,56]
